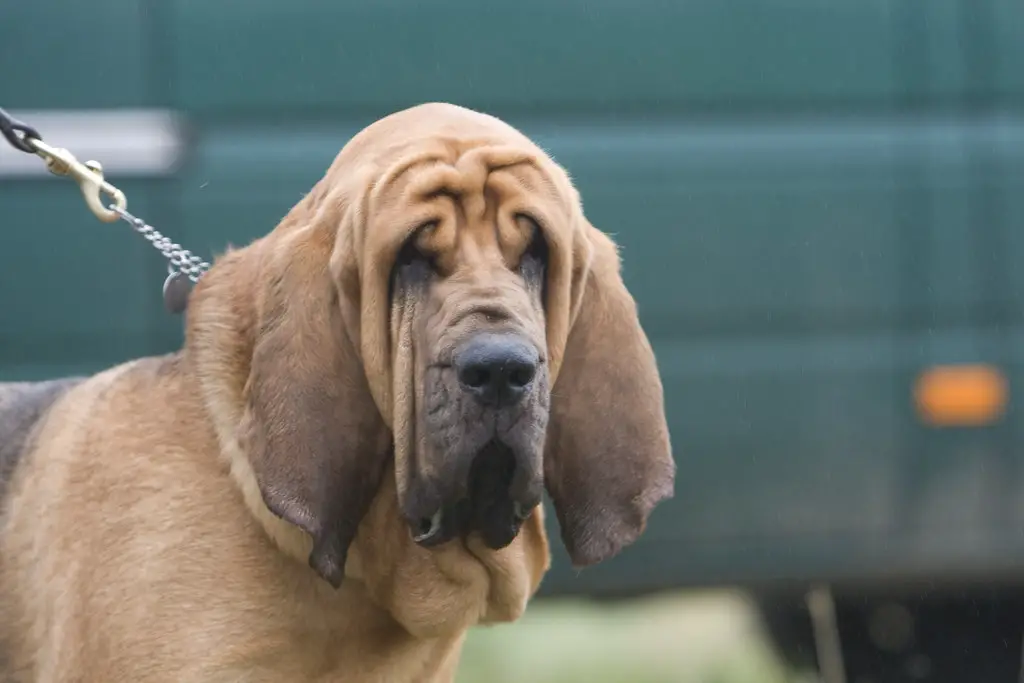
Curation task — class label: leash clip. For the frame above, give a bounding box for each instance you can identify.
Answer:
[25,138,127,223]
[1,105,210,313]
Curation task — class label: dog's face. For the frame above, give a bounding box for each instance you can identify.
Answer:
[199,103,675,588]
[390,204,551,552]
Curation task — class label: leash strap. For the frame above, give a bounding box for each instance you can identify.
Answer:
[0,107,41,153]
[0,107,208,313]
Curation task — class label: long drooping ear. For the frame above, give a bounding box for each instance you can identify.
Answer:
[544,224,675,567]
[237,225,391,589]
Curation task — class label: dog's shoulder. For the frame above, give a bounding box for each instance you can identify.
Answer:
[0,353,188,504]
[0,377,85,502]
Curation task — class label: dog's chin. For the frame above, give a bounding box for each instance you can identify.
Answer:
[407,440,542,550]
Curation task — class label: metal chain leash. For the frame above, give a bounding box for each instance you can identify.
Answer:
[109,205,210,283]
[0,106,207,313]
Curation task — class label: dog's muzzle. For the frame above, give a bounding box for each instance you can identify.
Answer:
[408,332,546,550]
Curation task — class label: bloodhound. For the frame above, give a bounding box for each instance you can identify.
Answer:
[0,102,674,682]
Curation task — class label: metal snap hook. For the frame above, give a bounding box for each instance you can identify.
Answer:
[27,138,127,223]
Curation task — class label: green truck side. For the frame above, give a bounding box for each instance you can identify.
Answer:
[3,0,1024,677]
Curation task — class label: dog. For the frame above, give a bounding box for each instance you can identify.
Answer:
[0,102,674,682]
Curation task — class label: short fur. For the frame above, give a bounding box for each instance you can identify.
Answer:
[0,379,84,506]
[0,103,674,682]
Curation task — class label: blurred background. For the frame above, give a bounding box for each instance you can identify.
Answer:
[2,1,1024,681]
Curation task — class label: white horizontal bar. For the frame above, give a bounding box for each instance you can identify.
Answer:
[0,109,186,178]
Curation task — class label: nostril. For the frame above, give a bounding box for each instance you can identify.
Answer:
[507,362,536,389]
[458,364,491,390]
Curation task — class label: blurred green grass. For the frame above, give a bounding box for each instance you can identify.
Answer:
[457,590,797,683]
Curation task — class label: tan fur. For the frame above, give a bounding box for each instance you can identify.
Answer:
[0,103,673,682]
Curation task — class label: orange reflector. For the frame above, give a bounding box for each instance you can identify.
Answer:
[914,364,1009,427]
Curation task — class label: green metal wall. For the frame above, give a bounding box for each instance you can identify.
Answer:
[2,0,1023,596]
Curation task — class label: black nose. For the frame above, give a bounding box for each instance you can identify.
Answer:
[455,334,539,407]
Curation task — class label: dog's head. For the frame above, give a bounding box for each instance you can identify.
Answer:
[187,103,674,588]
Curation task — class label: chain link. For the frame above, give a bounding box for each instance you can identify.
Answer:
[109,205,210,283]
[0,106,42,154]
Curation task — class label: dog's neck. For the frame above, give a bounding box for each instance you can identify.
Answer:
[182,247,549,640]
[222,429,548,639]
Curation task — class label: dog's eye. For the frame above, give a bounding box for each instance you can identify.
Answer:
[395,221,439,271]
[395,239,428,269]
[516,216,548,308]
[518,215,548,269]
[390,222,439,302]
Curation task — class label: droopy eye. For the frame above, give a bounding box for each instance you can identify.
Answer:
[516,215,548,306]
[517,214,548,268]
[395,221,439,270]
[389,221,439,302]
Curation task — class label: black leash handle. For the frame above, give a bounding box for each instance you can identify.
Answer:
[0,107,42,154]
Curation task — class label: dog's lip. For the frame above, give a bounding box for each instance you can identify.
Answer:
[411,510,444,545]
[406,439,543,549]
[513,501,535,521]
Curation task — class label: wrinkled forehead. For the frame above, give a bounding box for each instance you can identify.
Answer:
[321,105,580,266]
[363,140,570,255]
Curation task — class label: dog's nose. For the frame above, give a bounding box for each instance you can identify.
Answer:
[455,334,539,407]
